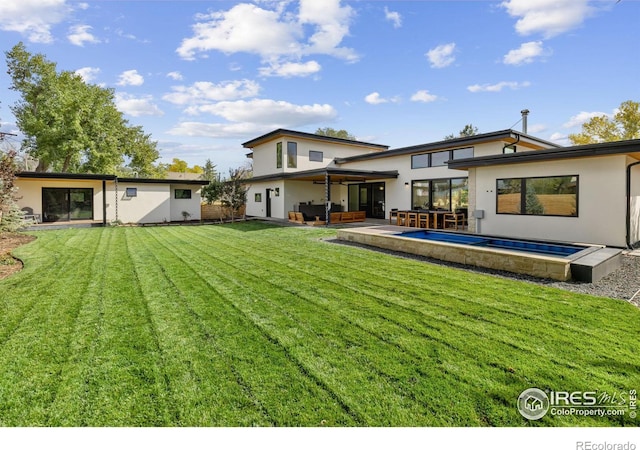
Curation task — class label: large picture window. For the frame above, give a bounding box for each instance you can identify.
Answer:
[411,178,468,211]
[497,175,578,217]
[287,142,297,168]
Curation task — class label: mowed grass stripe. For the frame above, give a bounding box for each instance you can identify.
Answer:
[138,227,360,426]
[0,228,104,426]
[159,226,520,425]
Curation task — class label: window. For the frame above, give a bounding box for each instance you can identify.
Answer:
[255,193,262,202]
[276,142,283,168]
[175,189,192,199]
[452,147,474,159]
[287,142,297,168]
[412,147,473,169]
[430,151,449,167]
[411,178,468,211]
[411,154,429,169]
[309,150,323,162]
[497,175,578,217]
[125,187,137,197]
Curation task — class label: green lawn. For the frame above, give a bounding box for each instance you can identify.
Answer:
[0,222,638,426]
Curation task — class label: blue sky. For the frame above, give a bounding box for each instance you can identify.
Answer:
[0,0,639,173]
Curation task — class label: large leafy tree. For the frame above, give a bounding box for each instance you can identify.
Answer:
[569,100,640,145]
[6,42,161,175]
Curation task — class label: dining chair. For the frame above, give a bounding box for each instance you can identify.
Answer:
[407,211,418,227]
[418,212,430,228]
[397,211,407,226]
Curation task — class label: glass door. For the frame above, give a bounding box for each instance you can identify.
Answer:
[42,188,93,222]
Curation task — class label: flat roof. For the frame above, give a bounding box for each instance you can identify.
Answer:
[17,172,209,185]
[335,129,561,164]
[241,128,390,151]
[448,138,640,169]
[245,168,399,183]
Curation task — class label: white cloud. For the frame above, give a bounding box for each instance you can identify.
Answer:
[426,43,456,69]
[188,99,336,124]
[467,81,531,93]
[563,111,610,128]
[75,66,100,82]
[0,0,71,43]
[365,92,386,105]
[410,90,439,103]
[501,0,595,38]
[384,7,402,28]
[259,60,321,78]
[527,123,547,134]
[176,1,357,71]
[116,69,144,86]
[549,132,569,145]
[115,93,163,117]
[67,24,100,46]
[503,41,547,65]
[167,71,183,81]
[163,80,261,106]
[167,99,337,138]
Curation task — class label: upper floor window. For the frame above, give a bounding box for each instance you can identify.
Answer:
[309,150,323,162]
[287,142,297,168]
[497,175,578,216]
[276,142,283,168]
[411,147,474,169]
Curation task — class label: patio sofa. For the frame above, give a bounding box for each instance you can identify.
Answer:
[297,203,342,221]
[329,211,366,223]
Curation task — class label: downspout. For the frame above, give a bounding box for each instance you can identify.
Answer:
[102,179,107,226]
[626,160,640,248]
[503,133,520,153]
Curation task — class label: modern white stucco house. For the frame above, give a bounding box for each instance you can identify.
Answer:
[243,128,640,248]
[15,172,208,225]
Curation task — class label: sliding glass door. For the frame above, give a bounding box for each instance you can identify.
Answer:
[42,188,93,222]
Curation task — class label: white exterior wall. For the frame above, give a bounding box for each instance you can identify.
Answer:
[251,137,385,177]
[629,159,640,246]
[169,184,203,222]
[111,182,171,224]
[15,178,106,221]
[473,156,628,247]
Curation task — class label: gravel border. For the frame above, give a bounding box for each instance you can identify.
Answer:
[327,238,640,307]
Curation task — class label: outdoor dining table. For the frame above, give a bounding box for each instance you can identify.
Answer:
[397,210,450,229]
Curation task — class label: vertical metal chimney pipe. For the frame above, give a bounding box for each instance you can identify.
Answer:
[521,109,529,134]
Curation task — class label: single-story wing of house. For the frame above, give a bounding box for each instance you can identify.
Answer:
[15,172,209,225]
[242,128,640,248]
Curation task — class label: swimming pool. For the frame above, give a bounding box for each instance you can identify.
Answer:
[400,230,585,257]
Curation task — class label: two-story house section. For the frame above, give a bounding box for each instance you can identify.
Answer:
[242,129,395,220]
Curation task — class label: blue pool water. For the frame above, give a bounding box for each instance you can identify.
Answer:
[400,230,585,257]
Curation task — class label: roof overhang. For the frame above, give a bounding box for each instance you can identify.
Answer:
[16,172,209,185]
[244,168,399,183]
[448,139,640,170]
[242,128,389,151]
[335,129,561,164]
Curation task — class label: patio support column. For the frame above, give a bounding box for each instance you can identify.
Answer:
[325,172,331,225]
[102,179,107,226]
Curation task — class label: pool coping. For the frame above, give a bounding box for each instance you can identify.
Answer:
[336,226,608,281]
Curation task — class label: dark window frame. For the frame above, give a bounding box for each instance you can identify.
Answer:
[287,142,297,168]
[309,150,323,162]
[125,187,137,197]
[255,193,262,202]
[411,147,474,169]
[411,177,469,211]
[174,188,192,199]
[276,142,283,169]
[496,175,579,217]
